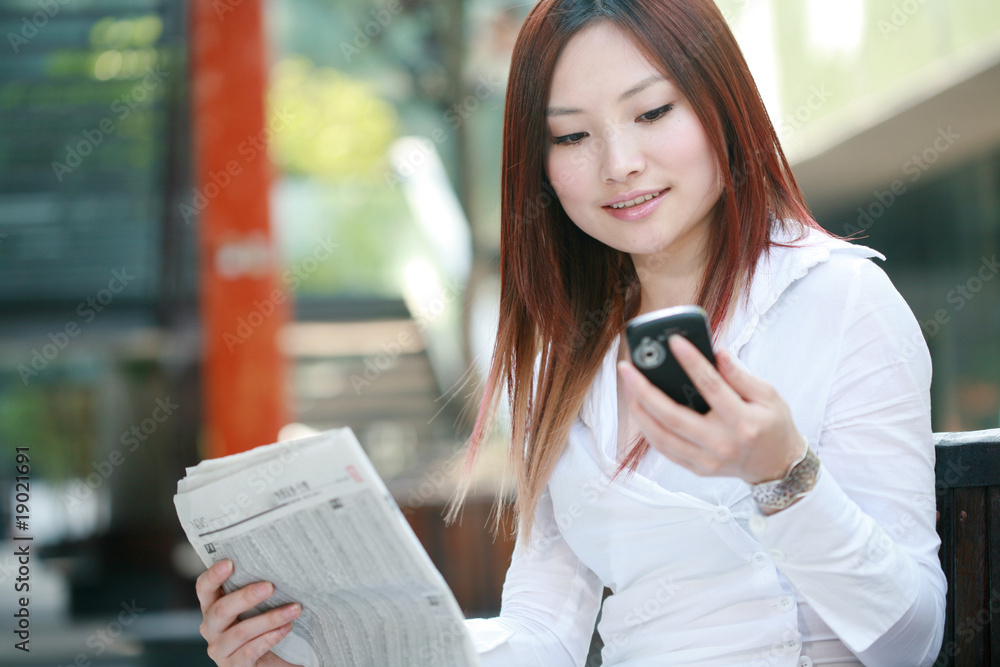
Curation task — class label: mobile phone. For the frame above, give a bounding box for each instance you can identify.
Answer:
[625,305,716,413]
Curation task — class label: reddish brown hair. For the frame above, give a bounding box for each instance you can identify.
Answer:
[448,0,827,537]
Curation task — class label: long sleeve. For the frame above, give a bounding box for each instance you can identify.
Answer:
[464,487,605,666]
[749,258,946,665]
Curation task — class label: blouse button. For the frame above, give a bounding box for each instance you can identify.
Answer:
[751,551,770,568]
[776,595,794,612]
[798,657,814,667]
[713,506,732,523]
[768,548,786,563]
[749,514,767,533]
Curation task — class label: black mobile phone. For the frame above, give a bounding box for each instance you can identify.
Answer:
[625,305,716,413]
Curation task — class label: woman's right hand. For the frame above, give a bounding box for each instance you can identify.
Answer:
[196,559,304,667]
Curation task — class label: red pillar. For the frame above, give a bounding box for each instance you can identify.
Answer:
[190,0,289,458]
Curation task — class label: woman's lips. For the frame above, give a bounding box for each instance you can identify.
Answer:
[603,189,668,221]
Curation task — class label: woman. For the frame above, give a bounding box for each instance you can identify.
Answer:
[196,0,946,665]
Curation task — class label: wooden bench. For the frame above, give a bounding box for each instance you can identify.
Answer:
[934,428,1000,666]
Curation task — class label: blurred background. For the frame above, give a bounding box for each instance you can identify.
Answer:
[0,0,997,664]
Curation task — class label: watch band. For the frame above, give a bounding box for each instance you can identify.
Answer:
[751,439,820,511]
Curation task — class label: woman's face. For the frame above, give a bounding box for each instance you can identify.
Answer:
[544,22,723,265]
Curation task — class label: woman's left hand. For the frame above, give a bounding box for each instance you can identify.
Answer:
[618,334,804,484]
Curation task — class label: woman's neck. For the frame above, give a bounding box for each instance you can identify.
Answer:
[631,244,708,315]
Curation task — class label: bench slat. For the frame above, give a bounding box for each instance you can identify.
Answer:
[934,430,999,667]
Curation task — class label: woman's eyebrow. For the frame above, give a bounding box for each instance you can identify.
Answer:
[617,74,666,102]
[545,75,666,117]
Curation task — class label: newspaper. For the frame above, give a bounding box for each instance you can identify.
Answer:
[174,427,480,667]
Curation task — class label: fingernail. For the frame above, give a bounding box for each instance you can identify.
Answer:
[283,603,302,619]
[215,560,232,575]
[255,582,273,598]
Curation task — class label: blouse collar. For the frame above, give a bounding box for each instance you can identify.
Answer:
[723,222,885,354]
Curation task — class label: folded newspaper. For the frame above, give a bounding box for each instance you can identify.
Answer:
[174,427,481,667]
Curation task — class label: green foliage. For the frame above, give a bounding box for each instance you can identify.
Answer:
[268,56,399,182]
[0,382,96,480]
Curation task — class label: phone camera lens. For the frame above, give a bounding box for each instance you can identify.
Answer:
[633,337,665,369]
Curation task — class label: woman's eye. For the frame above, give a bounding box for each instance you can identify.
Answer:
[552,132,587,146]
[639,104,674,122]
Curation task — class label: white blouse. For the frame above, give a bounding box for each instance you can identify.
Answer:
[464,224,947,666]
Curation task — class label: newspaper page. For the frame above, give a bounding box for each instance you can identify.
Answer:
[174,427,480,667]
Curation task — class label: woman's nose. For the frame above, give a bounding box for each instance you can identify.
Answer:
[599,127,645,183]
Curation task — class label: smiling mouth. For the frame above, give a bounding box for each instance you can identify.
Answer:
[607,191,663,209]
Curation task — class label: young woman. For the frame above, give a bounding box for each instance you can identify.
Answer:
[195,0,946,665]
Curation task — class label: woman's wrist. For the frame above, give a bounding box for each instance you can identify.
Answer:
[751,437,820,515]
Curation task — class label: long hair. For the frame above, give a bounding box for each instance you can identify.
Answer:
[447,0,826,538]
